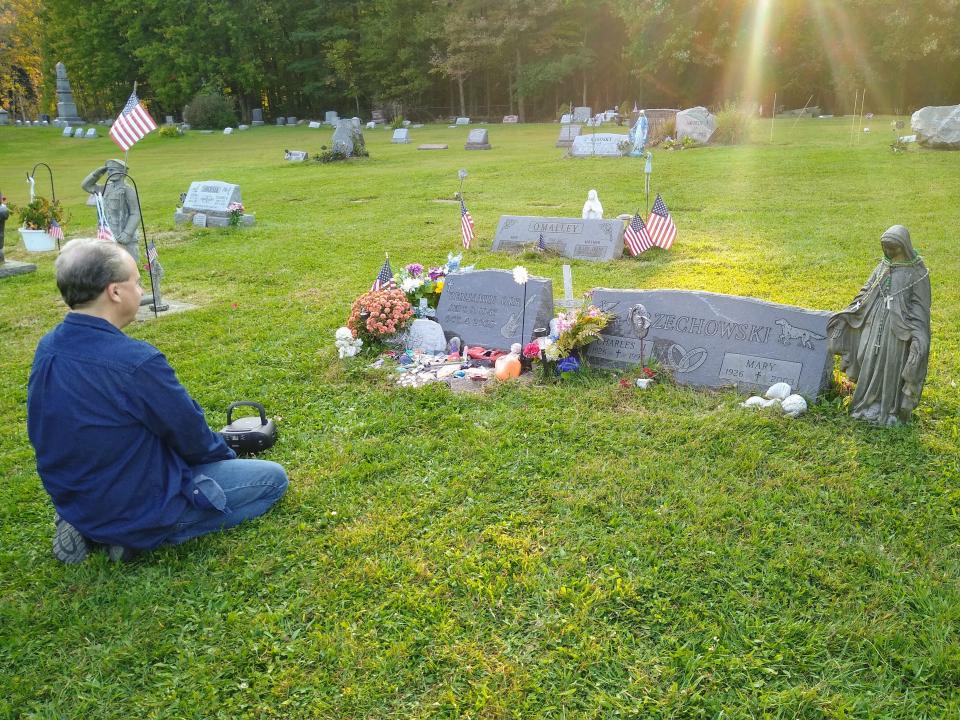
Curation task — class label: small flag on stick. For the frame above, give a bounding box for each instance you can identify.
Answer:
[109,87,158,152]
[94,193,115,242]
[646,194,677,250]
[371,256,395,291]
[623,212,653,256]
[48,218,64,243]
[536,233,546,252]
[459,196,475,250]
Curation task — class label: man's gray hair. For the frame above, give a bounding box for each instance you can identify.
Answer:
[55,239,132,308]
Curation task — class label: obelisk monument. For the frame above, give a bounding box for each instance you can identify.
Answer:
[55,62,83,124]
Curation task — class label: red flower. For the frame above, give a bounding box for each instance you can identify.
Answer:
[619,378,632,388]
[522,342,541,359]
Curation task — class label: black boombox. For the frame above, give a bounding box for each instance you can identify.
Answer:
[219,401,277,454]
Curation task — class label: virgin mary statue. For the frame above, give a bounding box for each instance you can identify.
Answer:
[827,225,931,425]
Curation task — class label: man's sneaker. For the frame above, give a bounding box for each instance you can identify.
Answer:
[52,514,92,564]
[107,545,138,563]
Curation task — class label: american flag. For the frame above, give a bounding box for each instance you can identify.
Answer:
[109,89,158,152]
[646,194,677,250]
[95,193,115,242]
[459,196,475,250]
[371,257,394,291]
[48,218,64,244]
[97,224,114,242]
[147,241,159,264]
[536,233,546,251]
[622,212,653,256]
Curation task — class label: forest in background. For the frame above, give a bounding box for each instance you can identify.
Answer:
[2,0,959,123]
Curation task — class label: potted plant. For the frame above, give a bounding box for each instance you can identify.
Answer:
[18,197,66,252]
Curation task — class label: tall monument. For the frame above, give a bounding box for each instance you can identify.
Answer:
[55,62,83,124]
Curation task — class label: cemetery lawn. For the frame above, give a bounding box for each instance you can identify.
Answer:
[1,120,959,719]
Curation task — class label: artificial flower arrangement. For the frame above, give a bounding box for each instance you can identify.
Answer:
[393,253,463,309]
[347,287,414,347]
[18,197,66,232]
[227,202,245,227]
[523,301,614,379]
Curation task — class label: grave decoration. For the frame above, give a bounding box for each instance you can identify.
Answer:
[17,196,66,252]
[740,382,808,418]
[0,192,38,277]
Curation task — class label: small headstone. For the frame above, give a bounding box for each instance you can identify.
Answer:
[238,124,249,131]
[560,113,573,124]
[436,269,554,351]
[557,265,582,309]
[286,117,297,126]
[585,288,832,395]
[675,106,717,144]
[403,318,448,354]
[0,260,37,279]
[455,117,470,125]
[276,117,286,126]
[192,213,207,227]
[465,128,491,150]
[417,144,448,150]
[62,126,73,137]
[223,127,234,135]
[493,216,624,262]
[371,109,384,123]
[73,127,85,138]
[165,115,175,125]
[352,117,361,130]
[251,108,264,126]
[573,106,592,123]
[175,180,254,227]
[570,133,629,157]
[308,121,321,129]
[325,110,338,124]
[586,116,602,128]
[502,115,519,123]
[181,123,191,131]
[285,149,308,162]
[0,109,10,125]
[391,128,410,144]
[331,119,355,155]
[556,124,582,148]
[412,123,424,129]
[84,128,97,138]
[366,121,376,129]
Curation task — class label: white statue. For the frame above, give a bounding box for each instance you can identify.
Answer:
[581,189,603,219]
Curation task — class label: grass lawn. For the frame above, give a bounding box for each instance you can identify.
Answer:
[0,119,958,719]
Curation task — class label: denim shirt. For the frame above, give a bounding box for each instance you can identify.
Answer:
[27,313,236,549]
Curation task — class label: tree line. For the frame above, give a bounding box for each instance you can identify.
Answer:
[3,0,958,123]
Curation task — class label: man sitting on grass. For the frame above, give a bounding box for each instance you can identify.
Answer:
[27,238,288,563]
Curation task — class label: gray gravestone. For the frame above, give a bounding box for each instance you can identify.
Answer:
[308,121,321,129]
[675,106,717,144]
[192,213,208,227]
[585,288,832,395]
[165,115,174,125]
[332,120,354,155]
[560,113,573,124]
[570,133,629,157]
[573,106,592,123]
[62,126,72,137]
[73,127,85,138]
[285,150,308,162]
[403,318,448,354]
[223,127,234,135]
[238,124,249,131]
[465,128,490,150]
[351,117,361,130]
[276,117,286,126]
[0,109,8,125]
[251,108,264,126]
[436,270,554,351]
[392,128,410,143]
[418,144,448,150]
[493,216,624,261]
[455,117,470,126]
[286,117,297,126]
[503,115,519,123]
[556,124,582,147]
[84,128,97,138]
[55,62,83,123]
[175,180,254,227]
[325,110,339,124]
[911,104,960,149]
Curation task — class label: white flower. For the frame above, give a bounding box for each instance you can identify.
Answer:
[400,277,424,293]
[544,344,562,361]
[512,266,529,285]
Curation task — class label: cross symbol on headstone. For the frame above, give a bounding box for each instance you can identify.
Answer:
[556,264,583,310]
[755,370,763,382]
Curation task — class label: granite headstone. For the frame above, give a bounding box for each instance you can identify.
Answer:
[436,269,554,351]
[418,144,448,150]
[492,216,624,262]
[62,126,72,137]
[560,113,573,124]
[573,106,592,123]
[570,133,629,157]
[675,106,717,144]
[308,121,321,129]
[391,128,410,143]
[251,108,264,126]
[276,117,286,126]
[455,117,470,125]
[84,128,97,138]
[332,120,354,155]
[403,318,448,354]
[503,115,519,123]
[55,62,83,124]
[325,110,339,124]
[556,124,582,148]
[585,288,832,395]
[465,128,491,150]
[286,117,297,126]
[284,150,308,162]
[175,180,254,227]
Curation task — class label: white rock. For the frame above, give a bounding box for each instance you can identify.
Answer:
[781,394,808,418]
[761,398,782,409]
[911,104,960,149]
[765,382,791,400]
[740,395,766,408]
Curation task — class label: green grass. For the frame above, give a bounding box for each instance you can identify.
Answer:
[1,119,958,719]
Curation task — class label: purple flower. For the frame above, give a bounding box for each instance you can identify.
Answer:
[406,263,424,278]
[428,266,445,281]
[557,356,581,373]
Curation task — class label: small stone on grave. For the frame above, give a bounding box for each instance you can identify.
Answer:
[465,128,490,150]
[366,121,376,129]
[403,318,448,354]
[73,127,85,138]
[165,115,175,125]
[192,213,207,227]
[412,123,424,129]
[0,260,38,279]
[560,113,572,124]
[418,144,448,150]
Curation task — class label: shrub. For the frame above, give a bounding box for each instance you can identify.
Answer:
[183,91,237,129]
[648,115,675,145]
[712,102,754,145]
[18,197,66,230]
[158,125,183,138]
[390,115,405,130]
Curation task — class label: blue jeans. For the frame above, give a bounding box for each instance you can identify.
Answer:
[164,459,288,545]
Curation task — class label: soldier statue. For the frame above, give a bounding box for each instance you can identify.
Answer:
[81,159,141,260]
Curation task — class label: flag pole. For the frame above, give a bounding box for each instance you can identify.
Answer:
[849,89,859,144]
[857,88,866,144]
[770,92,777,143]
